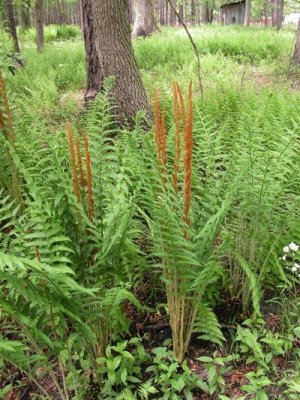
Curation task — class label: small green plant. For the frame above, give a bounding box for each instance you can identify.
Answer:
[96,338,151,399]
[240,369,272,400]
[147,344,207,399]
[235,319,293,371]
[197,354,240,395]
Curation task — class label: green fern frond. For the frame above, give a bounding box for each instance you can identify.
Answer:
[194,303,225,346]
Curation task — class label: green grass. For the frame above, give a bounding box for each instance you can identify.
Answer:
[19,24,81,43]
[135,25,294,69]
[1,24,297,132]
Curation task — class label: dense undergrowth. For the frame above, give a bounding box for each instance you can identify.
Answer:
[1,25,300,399]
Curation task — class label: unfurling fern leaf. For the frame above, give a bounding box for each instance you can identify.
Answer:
[194,303,225,346]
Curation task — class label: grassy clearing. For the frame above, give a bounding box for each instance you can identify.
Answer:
[1,25,300,399]
[3,25,297,131]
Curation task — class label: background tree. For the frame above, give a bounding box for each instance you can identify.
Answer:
[202,0,213,23]
[35,0,44,52]
[263,0,269,26]
[178,2,184,23]
[244,0,251,25]
[3,0,20,53]
[132,0,157,38]
[272,0,284,29]
[20,0,31,30]
[81,0,102,100]
[191,0,196,24]
[170,0,177,24]
[292,17,300,64]
[90,0,151,126]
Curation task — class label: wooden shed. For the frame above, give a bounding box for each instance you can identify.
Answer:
[220,0,245,25]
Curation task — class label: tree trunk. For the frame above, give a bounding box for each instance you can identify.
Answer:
[20,0,31,30]
[81,0,103,100]
[202,2,210,23]
[165,0,169,25]
[132,0,156,38]
[126,0,134,24]
[277,0,284,29]
[35,0,44,52]
[78,0,84,31]
[264,0,269,26]
[271,0,283,29]
[91,0,151,126]
[56,0,63,24]
[178,4,184,24]
[169,0,177,25]
[3,0,20,53]
[160,0,165,25]
[191,0,196,25]
[292,18,300,65]
[244,0,251,26]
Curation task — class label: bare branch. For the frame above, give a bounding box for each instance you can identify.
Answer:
[167,0,204,97]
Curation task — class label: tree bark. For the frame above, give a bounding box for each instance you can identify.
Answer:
[244,0,251,26]
[169,0,177,25]
[20,0,31,30]
[56,0,63,24]
[160,0,165,25]
[126,0,134,24]
[202,1,210,24]
[81,0,103,100]
[178,4,184,24]
[35,0,44,52]
[3,0,20,53]
[91,0,151,126]
[292,18,300,65]
[277,0,284,29]
[191,0,196,25]
[271,0,283,29]
[132,0,156,38]
[264,0,269,26]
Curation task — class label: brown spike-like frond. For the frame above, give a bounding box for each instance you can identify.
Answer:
[172,83,181,192]
[66,124,80,203]
[0,72,14,145]
[76,136,85,190]
[83,131,94,224]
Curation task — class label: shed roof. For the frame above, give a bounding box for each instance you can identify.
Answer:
[220,0,245,8]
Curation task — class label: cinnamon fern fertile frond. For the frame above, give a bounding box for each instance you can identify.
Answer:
[150,82,230,362]
[83,130,94,224]
[67,123,80,204]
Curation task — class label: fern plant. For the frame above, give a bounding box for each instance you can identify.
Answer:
[136,83,236,362]
[219,90,300,315]
[0,80,145,397]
